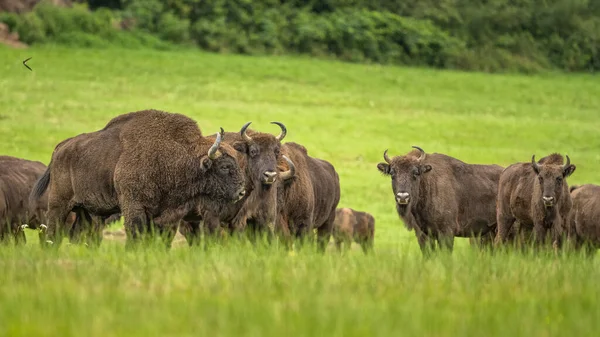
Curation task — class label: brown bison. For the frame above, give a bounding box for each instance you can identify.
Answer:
[565,184,600,255]
[179,122,295,246]
[0,156,52,244]
[277,142,341,252]
[377,146,503,255]
[495,153,576,249]
[332,207,375,254]
[29,109,246,249]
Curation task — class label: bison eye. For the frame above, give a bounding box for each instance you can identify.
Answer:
[556,177,563,183]
[250,149,259,157]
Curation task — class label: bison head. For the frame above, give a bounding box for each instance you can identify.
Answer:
[531,154,576,208]
[377,146,432,208]
[233,121,292,187]
[201,129,247,202]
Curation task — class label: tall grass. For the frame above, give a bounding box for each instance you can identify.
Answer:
[0,45,599,336]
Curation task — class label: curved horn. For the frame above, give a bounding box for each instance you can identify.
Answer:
[219,127,225,138]
[271,121,287,142]
[208,131,222,160]
[383,149,391,164]
[531,155,540,172]
[240,122,253,142]
[563,154,571,170]
[412,146,426,161]
[279,155,296,181]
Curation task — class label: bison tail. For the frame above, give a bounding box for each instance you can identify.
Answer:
[29,167,51,206]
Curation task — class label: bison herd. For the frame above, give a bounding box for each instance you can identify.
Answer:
[1,109,598,256]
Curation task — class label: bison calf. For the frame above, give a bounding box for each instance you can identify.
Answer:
[495,153,576,249]
[566,184,600,256]
[332,207,375,254]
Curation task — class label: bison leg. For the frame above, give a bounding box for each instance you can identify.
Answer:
[532,223,550,248]
[13,223,26,245]
[495,213,516,247]
[316,219,335,254]
[43,204,72,249]
[157,224,178,250]
[416,230,436,257]
[179,220,202,247]
[202,215,223,251]
[86,215,106,248]
[122,207,150,250]
[437,233,454,253]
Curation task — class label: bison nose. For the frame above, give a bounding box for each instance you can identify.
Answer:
[542,196,555,207]
[396,192,410,205]
[262,170,278,184]
[542,196,554,202]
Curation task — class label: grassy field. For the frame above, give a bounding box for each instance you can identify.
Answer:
[1,44,600,337]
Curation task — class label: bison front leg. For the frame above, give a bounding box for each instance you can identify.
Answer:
[178,220,202,247]
[415,229,436,257]
[43,204,72,249]
[11,223,26,245]
[495,212,516,248]
[437,233,454,254]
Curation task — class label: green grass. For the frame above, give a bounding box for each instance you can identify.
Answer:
[1,44,600,337]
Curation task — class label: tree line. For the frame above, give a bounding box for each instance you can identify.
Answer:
[2,0,599,73]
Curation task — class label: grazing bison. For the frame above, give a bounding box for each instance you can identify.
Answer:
[179,122,295,246]
[0,156,52,244]
[495,153,576,249]
[377,146,503,255]
[29,109,246,249]
[277,142,341,252]
[565,184,600,255]
[332,207,375,254]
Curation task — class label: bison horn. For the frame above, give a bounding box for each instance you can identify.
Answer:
[219,127,225,139]
[271,121,287,142]
[531,155,540,172]
[208,131,222,160]
[412,146,426,161]
[383,149,391,164]
[240,122,253,142]
[279,155,296,181]
[563,154,571,170]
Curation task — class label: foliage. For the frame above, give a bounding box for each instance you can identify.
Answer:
[2,0,599,72]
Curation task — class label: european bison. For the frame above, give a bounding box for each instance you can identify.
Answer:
[377,146,503,255]
[0,156,51,244]
[495,153,576,249]
[565,184,600,255]
[332,207,375,254]
[29,109,246,249]
[179,122,295,246]
[277,142,341,252]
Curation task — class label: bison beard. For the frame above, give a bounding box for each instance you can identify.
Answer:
[377,146,503,256]
[29,109,246,250]
[495,153,576,249]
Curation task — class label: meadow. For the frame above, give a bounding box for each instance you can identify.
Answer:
[1,44,600,337]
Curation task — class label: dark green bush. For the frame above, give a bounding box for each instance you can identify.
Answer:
[2,0,599,73]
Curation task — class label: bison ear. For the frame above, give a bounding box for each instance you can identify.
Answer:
[233,141,247,153]
[200,156,213,172]
[377,163,390,175]
[421,164,432,174]
[563,164,576,178]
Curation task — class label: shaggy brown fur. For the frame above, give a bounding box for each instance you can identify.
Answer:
[565,184,600,255]
[377,146,503,256]
[29,109,246,249]
[178,123,294,246]
[332,207,375,254]
[495,153,576,249]
[277,142,341,252]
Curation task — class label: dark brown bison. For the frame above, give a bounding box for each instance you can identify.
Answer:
[565,184,600,255]
[0,156,52,244]
[277,142,341,252]
[495,153,576,249]
[178,122,295,246]
[332,207,375,254]
[29,109,246,249]
[377,146,503,255]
